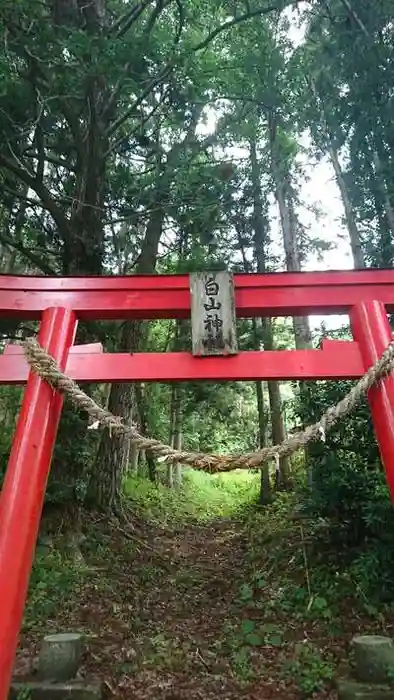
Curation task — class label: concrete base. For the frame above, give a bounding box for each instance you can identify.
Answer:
[9,679,102,700]
[337,678,394,700]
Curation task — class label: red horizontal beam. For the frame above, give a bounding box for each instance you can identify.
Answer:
[4,269,394,290]
[1,269,394,320]
[0,340,364,384]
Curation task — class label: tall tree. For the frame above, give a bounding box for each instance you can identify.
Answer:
[249,137,289,493]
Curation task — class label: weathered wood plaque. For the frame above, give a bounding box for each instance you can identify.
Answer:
[190,271,238,356]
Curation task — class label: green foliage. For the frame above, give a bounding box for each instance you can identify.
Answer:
[230,645,254,681]
[219,620,255,681]
[15,688,31,700]
[3,4,394,695]
[295,344,394,604]
[125,468,259,524]
[294,0,394,267]
[141,374,260,457]
[0,393,98,505]
[24,545,87,631]
[239,619,284,648]
[0,0,393,622]
[144,632,190,672]
[0,386,22,478]
[281,642,334,696]
[1,0,393,519]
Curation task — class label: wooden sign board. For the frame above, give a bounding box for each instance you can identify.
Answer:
[190,271,238,356]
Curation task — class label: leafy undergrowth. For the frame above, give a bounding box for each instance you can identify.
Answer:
[124,468,260,524]
[15,486,394,699]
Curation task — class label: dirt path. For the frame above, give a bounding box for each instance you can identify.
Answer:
[18,517,328,699]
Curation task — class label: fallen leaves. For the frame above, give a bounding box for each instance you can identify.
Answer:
[15,510,386,699]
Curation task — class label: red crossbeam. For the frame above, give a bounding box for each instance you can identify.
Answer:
[0,339,364,384]
[2,269,394,319]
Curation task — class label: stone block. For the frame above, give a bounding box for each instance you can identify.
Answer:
[336,678,394,700]
[38,633,83,681]
[352,636,394,684]
[9,679,102,700]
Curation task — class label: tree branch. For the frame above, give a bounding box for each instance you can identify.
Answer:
[33,119,45,183]
[103,0,183,125]
[1,182,41,209]
[0,232,57,275]
[110,0,154,38]
[193,0,299,52]
[58,99,85,162]
[105,64,173,139]
[0,154,73,241]
[144,0,180,37]
[338,0,370,39]
[23,150,75,171]
[106,1,295,143]
[105,87,169,157]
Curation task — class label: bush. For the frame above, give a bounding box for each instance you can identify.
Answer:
[296,371,394,603]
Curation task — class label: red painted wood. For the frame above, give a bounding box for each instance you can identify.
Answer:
[0,308,77,696]
[0,343,365,384]
[1,270,394,319]
[2,271,394,698]
[351,301,394,501]
[2,268,394,290]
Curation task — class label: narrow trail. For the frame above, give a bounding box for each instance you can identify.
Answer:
[18,516,328,699]
[107,520,265,699]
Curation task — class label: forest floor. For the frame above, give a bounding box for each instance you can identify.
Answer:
[15,490,394,700]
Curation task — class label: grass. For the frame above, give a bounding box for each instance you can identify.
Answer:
[23,545,90,633]
[124,467,260,524]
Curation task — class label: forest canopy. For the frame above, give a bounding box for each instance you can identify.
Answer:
[0,0,393,509]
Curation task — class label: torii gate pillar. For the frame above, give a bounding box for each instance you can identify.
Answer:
[351,300,394,497]
[0,307,77,696]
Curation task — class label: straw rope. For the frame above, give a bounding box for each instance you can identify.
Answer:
[22,337,394,473]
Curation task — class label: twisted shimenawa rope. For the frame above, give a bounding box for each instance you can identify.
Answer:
[22,337,394,473]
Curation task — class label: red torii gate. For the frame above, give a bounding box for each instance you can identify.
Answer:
[1,269,394,696]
